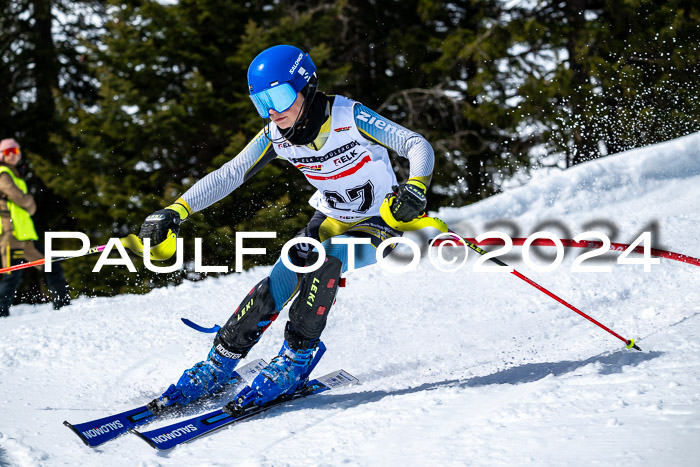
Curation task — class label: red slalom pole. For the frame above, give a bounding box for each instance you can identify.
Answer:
[433,237,700,268]
[434,232,641,351]
[0,244,107,275]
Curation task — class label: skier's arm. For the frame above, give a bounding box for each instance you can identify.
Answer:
[139,129,277,244]
[181,129,277,213]
[353,103,434,187]
[353,103,434,222]
[0,172,37,215]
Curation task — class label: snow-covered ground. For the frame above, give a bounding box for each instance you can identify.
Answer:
[1,133,699,466]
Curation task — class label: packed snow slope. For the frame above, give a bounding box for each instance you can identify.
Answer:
[1,133,699,466]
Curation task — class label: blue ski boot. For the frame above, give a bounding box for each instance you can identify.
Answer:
[231,340,324,411]
[149,346,240,411]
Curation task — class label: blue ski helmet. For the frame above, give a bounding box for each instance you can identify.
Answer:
[248,45,316,118]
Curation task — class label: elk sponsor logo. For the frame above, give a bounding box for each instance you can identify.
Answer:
[289,141,360,164]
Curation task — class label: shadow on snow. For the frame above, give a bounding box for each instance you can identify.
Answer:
[271,349,664,416]
[146,349,663,452]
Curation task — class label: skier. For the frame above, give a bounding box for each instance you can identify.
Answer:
[138,45,434,410]
[0,138,71,317]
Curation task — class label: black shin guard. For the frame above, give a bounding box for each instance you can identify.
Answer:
[286,254,342,350]
[214,278,279,358]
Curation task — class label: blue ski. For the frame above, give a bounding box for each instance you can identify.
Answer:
[63,358,266,447]
[131,369,358,450]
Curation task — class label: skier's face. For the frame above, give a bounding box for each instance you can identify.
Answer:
[1,147,21,166]
[269,92,304,129]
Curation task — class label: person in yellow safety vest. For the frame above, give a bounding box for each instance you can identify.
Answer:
[0,138,70,318]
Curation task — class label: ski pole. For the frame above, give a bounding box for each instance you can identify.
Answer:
[0,244,107,275]
[0,234,158,275]
[376,200,641,351]
[435,231,642,351]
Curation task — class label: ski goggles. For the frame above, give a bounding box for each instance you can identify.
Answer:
[249,83,298,118]
[1,147,19,156]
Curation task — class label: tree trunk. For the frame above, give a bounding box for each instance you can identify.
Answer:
[29,0,58,160]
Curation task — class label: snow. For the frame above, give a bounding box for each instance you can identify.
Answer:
[1,133,699,466]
